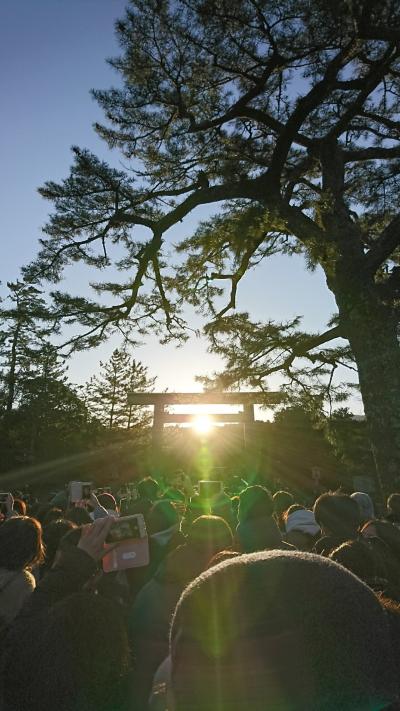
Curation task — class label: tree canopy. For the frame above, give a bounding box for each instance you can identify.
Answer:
[24,0,400,488]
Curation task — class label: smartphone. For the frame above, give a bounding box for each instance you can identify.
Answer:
[102,514,149,573]
[106,514,145,543]
[119,497,132,515]
[0,493,11,516]
[69,481,93,503]
[199,480,223,500]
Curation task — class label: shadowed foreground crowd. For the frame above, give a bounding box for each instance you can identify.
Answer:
[2,478,400,710]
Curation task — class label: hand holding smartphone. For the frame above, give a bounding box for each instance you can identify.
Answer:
[102,514,149,573]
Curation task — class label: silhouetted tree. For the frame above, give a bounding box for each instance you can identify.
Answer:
[85,348,155,430]
[27,1,400,490]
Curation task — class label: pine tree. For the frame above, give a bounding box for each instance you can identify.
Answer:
[85,349,155,430]
[0,280,55,412]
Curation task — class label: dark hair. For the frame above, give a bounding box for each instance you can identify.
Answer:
[97,493,117,511]
[171,551,398,711]
[362,519,400,564]
[137,477,159,501]
[206,550,241,569]
[42,519,77,570]
[65,507,92,525]
[0,516,44,570]
[42,508,64,527]
[314,492,360,538]
[273,490,294,515]
[12,498,27,516]
[34,503,59,525]
[387,493,400,515]
[330,540,379,584]
[238,485,274,524]
[148,500,179,534]
[188,515,233,556]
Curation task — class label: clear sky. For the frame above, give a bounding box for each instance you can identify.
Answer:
[0,0,363,415]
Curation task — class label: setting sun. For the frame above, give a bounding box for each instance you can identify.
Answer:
[192,414,213,435]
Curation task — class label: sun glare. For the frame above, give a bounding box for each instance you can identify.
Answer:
[192,414,213,435]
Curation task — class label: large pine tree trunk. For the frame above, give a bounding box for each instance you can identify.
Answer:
[335,283,400,496]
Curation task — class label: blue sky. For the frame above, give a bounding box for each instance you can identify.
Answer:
[0,0,363,415]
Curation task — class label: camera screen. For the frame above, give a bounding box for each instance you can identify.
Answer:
[106,518,141,543]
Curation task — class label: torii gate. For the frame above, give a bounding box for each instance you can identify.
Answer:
[127,391,283,444]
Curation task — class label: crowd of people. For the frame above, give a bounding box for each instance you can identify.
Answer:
[1,475,400,710]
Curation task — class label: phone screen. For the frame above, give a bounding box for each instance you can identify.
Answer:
[106,517,141,543]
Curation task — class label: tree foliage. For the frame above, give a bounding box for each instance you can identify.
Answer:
[85,348,155,430]
[22,0,400,486]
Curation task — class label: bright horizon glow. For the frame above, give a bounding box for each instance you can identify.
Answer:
[192,414,213,435]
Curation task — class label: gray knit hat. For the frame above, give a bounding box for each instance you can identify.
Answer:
[170,550,397,711]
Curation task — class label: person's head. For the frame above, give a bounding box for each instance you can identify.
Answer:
[387,493,400,516]
[238,485,273,524]
[97,492,117,512]
[188,515,233,563]
[42,519,77,570]
[330,539,379,584]
[163,487,186,503]
[12,498,27,516]
[285,509,320,551]
[137,476,159,502]
[313,492,360,539]
[184,494,209,528]
[0,516,44,571]
[210,492,235,527]
[351,492,375,525]
[148,500,180,535]
[361,519,400,563]
[65,506,92,525]
[42,507,64,527]
[170,551,398,711]
[273,490,294,516]
[4,592,130,711]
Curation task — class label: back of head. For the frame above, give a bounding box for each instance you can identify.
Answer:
[65,506,92,525]
[42,507,64,527]
[238,485,273,524]
[148,500,179,534]
[42,519,77,570]
[314,492,360,539]
[188,515,233,560]
[387,492,400,515]
[351,492,374,524]
[273,490,294,515]
[171,551,397,711]
[0,516,44,571]
[210,492,235,525]
[330,539,378,584]
[4,592,130,711]
[97,492,117,512]
[137,476,159,502]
